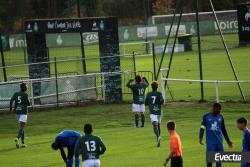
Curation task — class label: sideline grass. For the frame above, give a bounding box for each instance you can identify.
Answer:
[0,102,250,167]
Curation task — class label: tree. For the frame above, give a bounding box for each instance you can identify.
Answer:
[152,0,175,15]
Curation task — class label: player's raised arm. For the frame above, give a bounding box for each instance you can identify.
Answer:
[126,79,134,88]
[142,77,149,87]
[221,117,233,148]
[199,115,206,145]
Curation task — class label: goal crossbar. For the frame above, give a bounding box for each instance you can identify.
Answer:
[152,10,237,24]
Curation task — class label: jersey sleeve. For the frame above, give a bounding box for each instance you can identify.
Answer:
[245,132,250,151]
[98,137,106,155]
[10,93,16,110]
[142,77,149,88]
[159,93,164,105]
[126,79,134,89]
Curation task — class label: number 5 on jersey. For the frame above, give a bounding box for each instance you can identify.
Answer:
[18,96,22,104]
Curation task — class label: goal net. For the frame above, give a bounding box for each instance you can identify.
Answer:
[119,41,153,57]
[152,10,237,35]
[152,10,237,23]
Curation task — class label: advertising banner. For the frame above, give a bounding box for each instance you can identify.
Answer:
[237,3,250,45]
[8,18,239,49]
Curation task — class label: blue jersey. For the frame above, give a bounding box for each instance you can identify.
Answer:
[242,128,250,152]
[201,113,228,145]
[55,130,81,148]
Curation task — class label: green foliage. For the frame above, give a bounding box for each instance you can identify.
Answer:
[0,0,247,33]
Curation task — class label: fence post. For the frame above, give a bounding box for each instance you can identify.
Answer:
[152,43,157,80]
[215,81,219,103]
[101,73,106,102]
[30,79,35,109]
[0,33,7,82]
[132,51,136,77]
[54,57,59,108]
[161,78,166,104]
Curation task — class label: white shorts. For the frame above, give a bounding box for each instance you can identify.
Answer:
[82,159,100,167]
[16,114,28,123]
[150,114,161,123]
[132,104,145,113]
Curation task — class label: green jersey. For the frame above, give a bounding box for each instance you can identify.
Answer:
[10,91,30,115]
[74,134,106,161]
[126,78,149,104]
[145,90,164,115]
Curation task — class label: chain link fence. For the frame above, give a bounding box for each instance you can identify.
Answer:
[0,54,138,81]
[160,69,250,102]
[0,70,154,112]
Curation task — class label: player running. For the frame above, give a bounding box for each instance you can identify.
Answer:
[10,83,30,148]
[237,117,250,167]
[126,75,149,128]
[51,130,81,167]
[199,103,233,167]
[164,121,183,167]
[75,123,106,167]
[145,81,164,147]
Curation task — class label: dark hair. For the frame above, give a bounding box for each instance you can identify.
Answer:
[135,75,141,83]
[237,117,248,126]
[213,103,221,109]
[84,123,93,134]
[51,142,58,150]
[167,121,176,130]
[151,81,158,90]
[20,83,26,88]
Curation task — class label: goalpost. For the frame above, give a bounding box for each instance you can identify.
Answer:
[119,41,153,57]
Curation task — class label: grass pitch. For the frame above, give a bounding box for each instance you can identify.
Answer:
[0,102,250,167]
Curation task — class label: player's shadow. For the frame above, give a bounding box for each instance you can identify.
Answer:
[0,147,18,153]
[0,141,51,153]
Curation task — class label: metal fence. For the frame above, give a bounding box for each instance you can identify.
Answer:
[161,77,250,103]
[0,54,138,82]
[0,70,154,112]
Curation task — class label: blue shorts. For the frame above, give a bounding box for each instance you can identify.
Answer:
[241,163,250,167]
[206,143,224,152]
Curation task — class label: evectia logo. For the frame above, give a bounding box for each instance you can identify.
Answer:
[214,153,242,162]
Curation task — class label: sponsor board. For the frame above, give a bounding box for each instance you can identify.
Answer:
[137,26,158,38]
[214,20,238,34]
[207,152,250,163]
[165,25,186,36]
[237,3,250,44]
[9,18,240,49]
[154,44,184,54]
[82,32,99,44]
